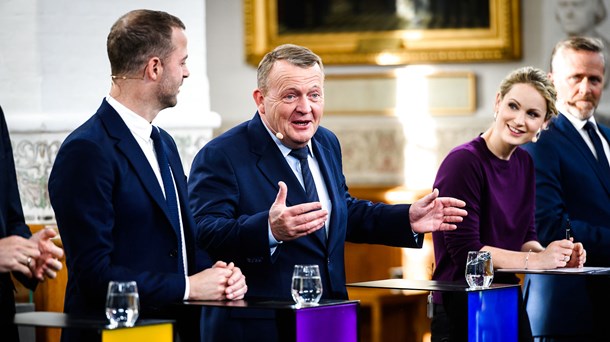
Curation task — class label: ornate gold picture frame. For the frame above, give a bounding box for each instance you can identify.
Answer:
[244,0,521,66]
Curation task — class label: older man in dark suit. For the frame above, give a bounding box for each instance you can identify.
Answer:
[523,37,610,341]
[188,44,467,341]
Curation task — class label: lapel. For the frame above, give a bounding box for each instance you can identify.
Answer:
[248,114,328,248]
[97,100,178,236]
[555,113,610,193]
[311,136,343,252]
[159,128,189,238]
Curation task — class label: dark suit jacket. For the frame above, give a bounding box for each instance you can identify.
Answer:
[49,99,211,341]
[188,113,421,301]
[522,113,610,337]
[0,106,35,342]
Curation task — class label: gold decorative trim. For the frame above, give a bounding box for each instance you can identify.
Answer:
[244,0,521,65]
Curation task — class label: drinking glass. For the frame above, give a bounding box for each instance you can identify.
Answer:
[465,251,494,289]
[291,264,323,307]
[105,281,140,328]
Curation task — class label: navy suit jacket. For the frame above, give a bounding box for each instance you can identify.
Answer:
[49,100,210,340]
[188,113,421,301]
[0,106,35,341]
[522,113,610,336]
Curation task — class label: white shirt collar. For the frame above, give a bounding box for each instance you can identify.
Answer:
[561,110,599,132]
[106,95,154,140]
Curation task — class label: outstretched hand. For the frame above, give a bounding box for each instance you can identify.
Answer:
[268,181,328,241]
[409,189,467,233]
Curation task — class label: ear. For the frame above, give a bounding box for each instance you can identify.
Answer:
[253,89,265,114]
[493,92,501,113]
[145,57,162,81]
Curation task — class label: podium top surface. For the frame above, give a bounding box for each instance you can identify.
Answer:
[347,279,519,292]
[14,312,172,329]
[496,266,610,276]
[182,298,359,310]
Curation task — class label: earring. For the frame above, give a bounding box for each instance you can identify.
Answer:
[532,129,541,143]
[493,112,497,120]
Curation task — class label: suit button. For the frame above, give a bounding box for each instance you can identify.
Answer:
[169,249,178,257]
[327,258,331,265]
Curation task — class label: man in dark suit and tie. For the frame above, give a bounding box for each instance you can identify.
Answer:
[188,44,468,341]
[48,10,247,342]
[0,105,64,342]
[523,37,610,341]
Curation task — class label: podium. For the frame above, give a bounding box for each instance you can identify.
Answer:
[13,312,173,342]
[182,299,359,342]
[348,279,519,342]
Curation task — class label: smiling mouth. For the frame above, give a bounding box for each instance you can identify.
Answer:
[508,125,524,135]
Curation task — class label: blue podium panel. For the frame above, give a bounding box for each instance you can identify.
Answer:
[348,279,520,342]
[467,287,517,342]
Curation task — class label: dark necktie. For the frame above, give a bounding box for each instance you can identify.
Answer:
[290,146,326,241]
[150,126,184,272]
[290,147,319,202]
[584,121,610,177]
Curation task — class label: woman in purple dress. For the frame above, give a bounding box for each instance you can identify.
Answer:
[430,66,586,342]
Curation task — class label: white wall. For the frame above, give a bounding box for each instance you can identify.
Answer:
[0,0,216,130]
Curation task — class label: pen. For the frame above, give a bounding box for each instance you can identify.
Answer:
[565,218,572,240]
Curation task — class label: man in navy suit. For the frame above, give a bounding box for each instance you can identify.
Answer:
[188,44,467,340]
[0,105,63,342]
[523,37,610,341]
[48,10,247,342]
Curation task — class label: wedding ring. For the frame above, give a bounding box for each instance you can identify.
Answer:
[26,257,32,266]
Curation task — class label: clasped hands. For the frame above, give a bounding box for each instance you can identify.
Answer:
[0,227,64,281]
[538,239,586,269]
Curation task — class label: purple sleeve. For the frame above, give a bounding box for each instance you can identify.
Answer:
[433,148,486,265]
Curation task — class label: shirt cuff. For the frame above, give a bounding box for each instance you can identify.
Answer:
[269,222,282,255]
[183,276,190,300]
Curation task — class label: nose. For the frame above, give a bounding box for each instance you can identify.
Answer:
[578,78,591,95]
[183,65,190,79]
[513,111,525,125]
[296,96,311,113]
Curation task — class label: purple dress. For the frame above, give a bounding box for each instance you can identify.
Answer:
[431,136,538,303]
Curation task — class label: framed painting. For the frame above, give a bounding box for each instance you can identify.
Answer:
[244,0,521,66]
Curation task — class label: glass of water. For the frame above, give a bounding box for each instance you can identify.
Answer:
[105,281,140,328]
[465,251,494,290]
[291,264,323,307]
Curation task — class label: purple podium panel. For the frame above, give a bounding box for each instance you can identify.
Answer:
[183,299,359,342]
[295,303,358,342]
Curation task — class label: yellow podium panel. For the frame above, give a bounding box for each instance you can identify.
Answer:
[102,322,173,342]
